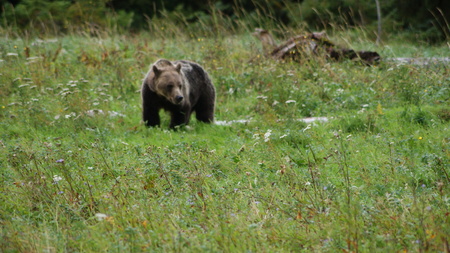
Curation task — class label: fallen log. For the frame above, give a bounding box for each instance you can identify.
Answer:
[253,28,381,65]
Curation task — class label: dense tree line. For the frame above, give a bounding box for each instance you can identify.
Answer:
[1,0,449,41]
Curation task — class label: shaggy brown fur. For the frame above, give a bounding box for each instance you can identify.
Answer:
[141,59,215,128]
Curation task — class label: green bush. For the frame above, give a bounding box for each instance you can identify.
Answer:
[1,0,133,35]
[2,0,449,41]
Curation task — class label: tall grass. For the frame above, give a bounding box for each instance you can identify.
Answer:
[1,8,449,252]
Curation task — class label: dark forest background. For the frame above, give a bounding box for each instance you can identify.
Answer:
[1,0,449,42]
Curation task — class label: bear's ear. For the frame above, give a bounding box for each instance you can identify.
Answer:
[175,63,182,73]
[152,65,162,77]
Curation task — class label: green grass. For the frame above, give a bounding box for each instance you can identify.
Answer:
[1,26,449,252]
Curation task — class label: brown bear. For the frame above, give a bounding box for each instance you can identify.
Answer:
[141,59,215,128]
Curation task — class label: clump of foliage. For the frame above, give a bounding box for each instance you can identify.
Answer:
[1,0,449,42]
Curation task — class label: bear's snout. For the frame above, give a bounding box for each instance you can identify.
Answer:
[175,95,184,103]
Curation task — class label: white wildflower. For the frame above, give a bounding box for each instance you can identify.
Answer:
[85,109,105,117]
[95,213,108,221]
[264,129,272,142]
[256,95,268,100]
[108,111,125,117]
[64,112,76,119]
[53,175,62,183]
[302,124,312,132]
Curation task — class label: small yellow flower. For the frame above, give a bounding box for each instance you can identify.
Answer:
[105,216,114,224]
[14,45,17,49]
[418,136,423,140]
[377,103,384,115]
[1,106,5,109]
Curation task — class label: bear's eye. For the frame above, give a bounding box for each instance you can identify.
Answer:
[166,84,174,90]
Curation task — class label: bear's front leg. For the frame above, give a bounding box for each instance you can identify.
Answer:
[169,110,190,129]
[142,96,160,127]
[142,85,161,127]
[143,107,160,127]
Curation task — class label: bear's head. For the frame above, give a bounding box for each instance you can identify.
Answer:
[151,62,186,105]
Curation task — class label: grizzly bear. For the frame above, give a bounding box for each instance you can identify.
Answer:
[141,59,215,128]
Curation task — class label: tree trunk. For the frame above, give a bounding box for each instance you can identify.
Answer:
[375,0,382,45]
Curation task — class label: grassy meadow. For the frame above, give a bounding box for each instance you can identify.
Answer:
[1,21,449,252]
